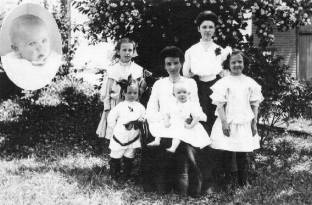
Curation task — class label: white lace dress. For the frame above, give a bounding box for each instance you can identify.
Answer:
[146,77,211,149]
[210,74,264,152]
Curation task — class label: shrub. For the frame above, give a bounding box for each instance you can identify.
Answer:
[244,47,312,142]
[0,76,103,157]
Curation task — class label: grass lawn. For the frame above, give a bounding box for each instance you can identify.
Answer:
[0,130,312,204]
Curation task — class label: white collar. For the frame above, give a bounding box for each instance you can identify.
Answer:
[1,51,62,90]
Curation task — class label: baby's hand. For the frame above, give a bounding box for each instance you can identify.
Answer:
[221,120,230,137]
[185,116,199,129]
[185,115,193,125]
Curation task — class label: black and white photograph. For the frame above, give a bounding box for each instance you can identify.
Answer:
[0,0,311,204]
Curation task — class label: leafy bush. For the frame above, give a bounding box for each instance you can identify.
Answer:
[243,47,312,142]
[0,76,103,157]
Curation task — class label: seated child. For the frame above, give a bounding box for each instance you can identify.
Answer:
[106,81,145,180]
[1,14,61,90]
[148,81,211,152]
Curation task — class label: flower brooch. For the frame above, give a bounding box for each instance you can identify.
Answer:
[215,47,222,56]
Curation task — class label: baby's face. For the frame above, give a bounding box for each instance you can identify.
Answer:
[174,87,188,103]
[13,25,51,64]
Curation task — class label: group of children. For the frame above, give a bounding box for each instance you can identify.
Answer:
[96,36,263,189]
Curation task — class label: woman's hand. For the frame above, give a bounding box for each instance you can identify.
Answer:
[221,120,230,137]
[251,121,258,136]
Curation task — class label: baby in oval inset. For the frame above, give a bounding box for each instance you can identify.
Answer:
[0,6,62,91]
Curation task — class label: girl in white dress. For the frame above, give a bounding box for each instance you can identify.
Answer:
[107,81,145,180]
[148,81,211,152]
[96,38,144,140]
[210,50,263,187]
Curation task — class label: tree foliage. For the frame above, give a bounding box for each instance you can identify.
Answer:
[73,0,312,72]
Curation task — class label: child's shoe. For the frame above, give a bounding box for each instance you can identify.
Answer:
[109,158,121,180]
[122,157,134,181]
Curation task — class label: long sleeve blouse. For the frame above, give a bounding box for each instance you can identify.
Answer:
[183,42,231,82]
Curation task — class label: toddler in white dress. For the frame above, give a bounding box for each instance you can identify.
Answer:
[148,81,211,152]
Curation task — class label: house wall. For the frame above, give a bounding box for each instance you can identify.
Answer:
[252,25,297,78]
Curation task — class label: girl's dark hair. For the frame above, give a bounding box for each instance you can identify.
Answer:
[195,10,218,27]
[112,37,137,61]
[159,46,184,67]
[222,49,250,70]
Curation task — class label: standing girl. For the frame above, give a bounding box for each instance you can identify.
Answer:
[210,50,263,187]
[96,38,144,140]
[107,81,145,180]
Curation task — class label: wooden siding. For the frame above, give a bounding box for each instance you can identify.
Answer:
[298,26,312,81]
[252,25,297,78]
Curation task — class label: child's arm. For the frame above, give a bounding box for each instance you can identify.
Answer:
[106,104,120,138]
[251,103,259,136]
[107,104,120,129]
[138,78,147,99]
[103,78,115,111]
[249,79,264,136]
[216,103,230,137]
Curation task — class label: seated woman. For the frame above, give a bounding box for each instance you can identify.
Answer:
[143,46,206,197]
[147,80,211,152]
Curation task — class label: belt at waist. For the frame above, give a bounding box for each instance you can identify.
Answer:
[199,75,216,82]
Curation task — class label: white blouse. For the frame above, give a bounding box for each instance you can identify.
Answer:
[183,42,231,82]
[210,74,264,124]
[107,61,143,81]
[101,61,143,109]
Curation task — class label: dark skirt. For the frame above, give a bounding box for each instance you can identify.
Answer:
[141,138,202,197]
[193,76,220,135]
[193,76,221,191]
